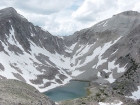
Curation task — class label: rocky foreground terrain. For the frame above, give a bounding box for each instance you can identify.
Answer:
[0,79,55,105]
[0,79,139,105]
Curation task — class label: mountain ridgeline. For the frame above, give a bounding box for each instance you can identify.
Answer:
[0,7,140,100]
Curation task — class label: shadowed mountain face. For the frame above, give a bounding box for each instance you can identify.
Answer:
[0,7,140,98]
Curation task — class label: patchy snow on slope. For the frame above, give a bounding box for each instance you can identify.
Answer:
[70,45,101,69]
[96,41,112,68]
[97,21,105,26]
[38,70,72,92]
[75,45,85,55]
[111,49,118,55]
[104,59,126,83]
[31,32,35,37]
[71,44,94,66]
[65,49,72,53]
[97,72,101,77]
[71,70,85,77]
[96,36,122,69]
[0,53,18,79]
[8,25,16,45]
[65,42,78,54]
[78,44,92,55]
[0,40,43,79]
[99,101,123,105]
[103,69,111,73]
[0,38,72,92]
[0,24,73,92]
[65,46,72,53]
[69,43,77,50]
[108,60,126,73]
[57,36,64,39]
[105,73,116,83]
[30,40,71,69]
[103,68,115,83]
[92,65,96,68]
[84,46,101,65]
[129,86,140,100]
[103,21,108,27]
[7,25,24,52]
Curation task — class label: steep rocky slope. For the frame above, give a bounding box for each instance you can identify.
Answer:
[0,7,71,92]
[0,79,55,105]
[0,7,140,100]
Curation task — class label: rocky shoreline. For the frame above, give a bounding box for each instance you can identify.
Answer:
[59,82,139,105]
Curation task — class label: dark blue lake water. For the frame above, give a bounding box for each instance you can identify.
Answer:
[44,81,89,102]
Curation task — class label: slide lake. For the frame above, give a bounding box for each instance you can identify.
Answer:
[44,81,89,102]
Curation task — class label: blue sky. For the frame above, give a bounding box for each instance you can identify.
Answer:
[0,0,140,36]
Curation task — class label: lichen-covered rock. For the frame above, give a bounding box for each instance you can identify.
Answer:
[0,79,55,105]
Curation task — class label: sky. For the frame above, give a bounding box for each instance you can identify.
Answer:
[0,0,140,36]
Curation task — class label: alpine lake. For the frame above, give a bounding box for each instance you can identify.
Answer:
[44,80,90,102]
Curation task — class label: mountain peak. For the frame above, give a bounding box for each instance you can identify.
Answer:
[0,7,17,13]
[0,7,28,22]
[114,10,140,17]
[121,10,140,16]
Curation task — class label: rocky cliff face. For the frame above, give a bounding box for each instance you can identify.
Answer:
[0,7,140,100]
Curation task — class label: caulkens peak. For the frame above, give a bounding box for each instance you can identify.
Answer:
[0,7,28,22]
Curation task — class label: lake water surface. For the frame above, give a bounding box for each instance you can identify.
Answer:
[44,81,89,102]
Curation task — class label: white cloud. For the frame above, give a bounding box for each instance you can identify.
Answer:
[44,19,92,36]
[0,0,75,14]
[1,0,140,36]
[133,1,140,11]
[72,0,117,22]
[117,0,139,12]
[16,10,50,26]
[17,0,75,14]
[42,10,93,36]
[73,0,140,22]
